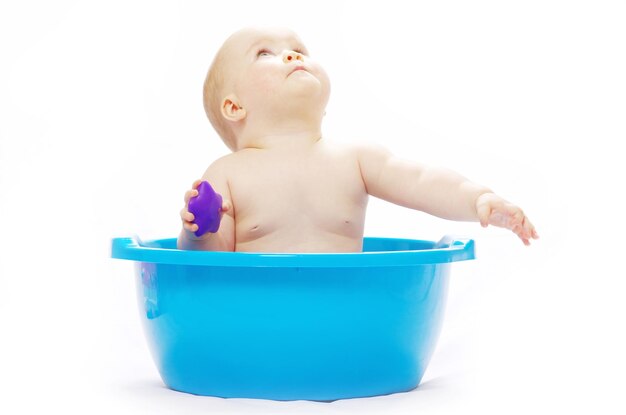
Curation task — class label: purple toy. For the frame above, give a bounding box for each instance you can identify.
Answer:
[187,181,223,237]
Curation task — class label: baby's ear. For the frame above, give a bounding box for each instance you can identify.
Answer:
[221,95,247,122]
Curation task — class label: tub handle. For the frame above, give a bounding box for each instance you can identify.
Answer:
[434,235,475,262]
[111,235,143,260]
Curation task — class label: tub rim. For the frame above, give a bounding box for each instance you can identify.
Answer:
[110,235,475,268]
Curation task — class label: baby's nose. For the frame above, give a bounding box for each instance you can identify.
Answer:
[283,50,304,63]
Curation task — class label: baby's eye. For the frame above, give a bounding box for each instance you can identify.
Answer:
[256,48,273,57]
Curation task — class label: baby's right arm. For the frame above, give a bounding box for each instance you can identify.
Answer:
[177,157,235,251]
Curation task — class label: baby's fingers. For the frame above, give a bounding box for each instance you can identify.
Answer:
[183,221,199,233]
[522,216,539,242]
[183,180,203,203]
[221,199,233,213]
[184,189,199,203]
[515,216,539,246]
[180,208,195,223]
[180,207,198,233]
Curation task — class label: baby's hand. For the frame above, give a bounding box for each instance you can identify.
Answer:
[180,179,232,239]
[475,192,539,246]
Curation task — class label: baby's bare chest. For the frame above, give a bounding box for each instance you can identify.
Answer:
[228,148,368,239]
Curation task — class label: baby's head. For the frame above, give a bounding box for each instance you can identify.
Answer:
[203,27,331,151]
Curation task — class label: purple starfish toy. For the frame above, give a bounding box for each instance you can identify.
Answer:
[187,181,223,237]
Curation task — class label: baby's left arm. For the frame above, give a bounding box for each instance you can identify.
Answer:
[356,142,538,245]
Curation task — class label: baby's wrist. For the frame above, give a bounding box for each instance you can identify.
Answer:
[472,189,495,218]
[182,228,215,242]
[474,190,495,204]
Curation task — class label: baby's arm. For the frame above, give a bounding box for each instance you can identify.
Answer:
[356,142,538,245]
[177,157,235,251]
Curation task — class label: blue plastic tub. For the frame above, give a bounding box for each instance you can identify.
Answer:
[110,235,474,401]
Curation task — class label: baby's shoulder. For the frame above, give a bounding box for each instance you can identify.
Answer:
[317,139,369,155]
[214,149,262,167]
[201,152,238,180]
[325,139,389,160]
[206,149,267,180]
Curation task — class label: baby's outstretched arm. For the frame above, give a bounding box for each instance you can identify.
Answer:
[177,157,235,251]
[356,142,538,245]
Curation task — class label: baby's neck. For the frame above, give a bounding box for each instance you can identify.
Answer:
[236,108,325,152]
[238,129,323,152]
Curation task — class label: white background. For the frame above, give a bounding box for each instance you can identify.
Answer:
[1,1,625,413]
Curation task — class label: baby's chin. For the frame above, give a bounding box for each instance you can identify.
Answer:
[285,73,328,97]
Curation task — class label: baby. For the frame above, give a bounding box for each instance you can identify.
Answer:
[177,27,538,253]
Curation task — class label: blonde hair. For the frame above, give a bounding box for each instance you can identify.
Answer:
[203,48,238,151]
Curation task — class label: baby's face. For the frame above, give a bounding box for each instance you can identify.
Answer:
[222,28,330,116]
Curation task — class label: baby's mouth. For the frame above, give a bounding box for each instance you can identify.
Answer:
[288,65,308,76]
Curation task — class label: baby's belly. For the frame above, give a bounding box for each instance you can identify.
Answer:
[235,218,365,253]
